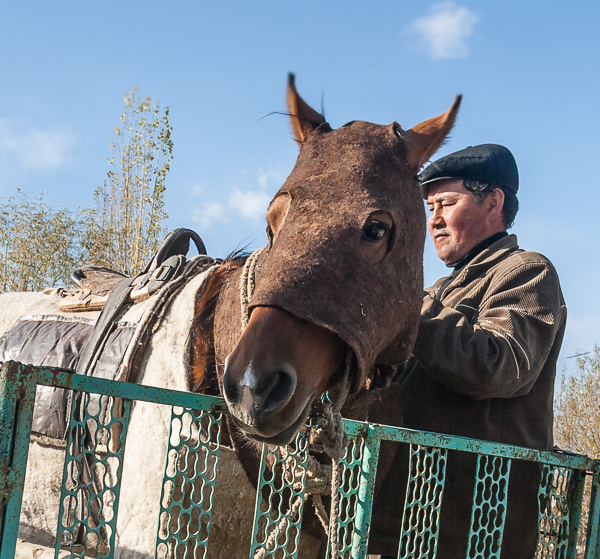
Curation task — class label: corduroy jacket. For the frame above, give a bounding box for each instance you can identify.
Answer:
[400,233,566,450]
[370,234,567,558]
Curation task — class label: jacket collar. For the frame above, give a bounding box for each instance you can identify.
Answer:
[433,234,520,299]
[460,233,519,271]
[448,231,508,270]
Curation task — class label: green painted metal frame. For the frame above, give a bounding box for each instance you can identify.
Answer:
[0,362,37,558]
[1,361,600,559]
[155,406,223,559]
[249,435,309,558]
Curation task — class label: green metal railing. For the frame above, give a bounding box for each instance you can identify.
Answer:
[1,360,599,559]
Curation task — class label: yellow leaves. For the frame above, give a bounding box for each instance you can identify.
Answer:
[0,192,83,292]
[0,87,173,289]
[89,88,172,276]
[555,345,600,459]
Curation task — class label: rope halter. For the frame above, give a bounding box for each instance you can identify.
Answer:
[238,247,350,558]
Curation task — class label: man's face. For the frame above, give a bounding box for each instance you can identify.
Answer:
[426,179,494,265]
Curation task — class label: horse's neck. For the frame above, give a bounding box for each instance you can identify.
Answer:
[190,260,245,394]
[212,263,245,375]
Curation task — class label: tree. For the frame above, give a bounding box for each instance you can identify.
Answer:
[554,345,600,558]
[555,346,600,458]
[0,88,172,293]
[0,191,85,293]
[84,87,172,276]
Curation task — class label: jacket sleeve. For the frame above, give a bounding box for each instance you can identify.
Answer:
[412,260,565,399]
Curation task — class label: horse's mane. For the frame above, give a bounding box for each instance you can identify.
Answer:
[190,251,248,394]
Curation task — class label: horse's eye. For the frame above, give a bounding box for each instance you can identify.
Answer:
[361,221,389,243]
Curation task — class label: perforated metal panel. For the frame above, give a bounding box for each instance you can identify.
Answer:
[327,435,365,559]
[536,465,587,559]
[398,444,447,559]
[154,407,222,559]
[56,393,131,558]
[250,436,309,559]
[466,455,511,559]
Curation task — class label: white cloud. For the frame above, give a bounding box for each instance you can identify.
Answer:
[191,201,226,231]
[407,2,478,60]
[0,119,75,171]
[256,168,284,191]
[190,166,282,229]
[189,184,205,197]
[228,188,272,220]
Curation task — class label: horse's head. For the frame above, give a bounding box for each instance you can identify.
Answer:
[216,74,461,444]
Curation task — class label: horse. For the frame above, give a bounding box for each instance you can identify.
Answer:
[188,74,461,554]
[2,74,460,557]
[193,74,459,438]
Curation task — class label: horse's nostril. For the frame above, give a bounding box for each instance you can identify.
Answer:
[261,369,296,414]
[223,375,238,404]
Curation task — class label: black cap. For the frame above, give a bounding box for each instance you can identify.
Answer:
[418,144,519,199]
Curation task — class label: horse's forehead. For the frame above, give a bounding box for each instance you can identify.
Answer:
[279,120,410,201]
[253,119,424,390]
[309,120,400,154]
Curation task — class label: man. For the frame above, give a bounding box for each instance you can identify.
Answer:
[374,144,567,558]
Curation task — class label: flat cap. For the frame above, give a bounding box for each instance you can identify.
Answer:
[418,144,519,199]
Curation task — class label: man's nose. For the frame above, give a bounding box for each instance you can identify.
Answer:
[429,207,445,227]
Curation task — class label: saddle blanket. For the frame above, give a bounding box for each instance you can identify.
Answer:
[0,256,218,440]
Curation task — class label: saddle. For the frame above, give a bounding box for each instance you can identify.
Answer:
[58,228,207,312]
[0,228,216,441]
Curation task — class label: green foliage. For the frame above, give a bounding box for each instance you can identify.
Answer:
[87,88,172,276]
[0,191,85,292]
[0,88,172,293]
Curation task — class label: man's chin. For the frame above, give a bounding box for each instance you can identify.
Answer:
[435,244,460,265]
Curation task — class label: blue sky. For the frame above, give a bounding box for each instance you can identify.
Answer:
[1,1,599,378]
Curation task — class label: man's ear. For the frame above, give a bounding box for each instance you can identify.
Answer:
[403,96,462,171]
[487,188,506,222]
[287,73,325,146]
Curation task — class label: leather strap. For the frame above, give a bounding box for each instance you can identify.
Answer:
[75,228,207,377]
[75,276,136,376]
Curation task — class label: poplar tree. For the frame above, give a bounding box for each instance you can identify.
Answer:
[85,88,173,276]
[0,88,172,292]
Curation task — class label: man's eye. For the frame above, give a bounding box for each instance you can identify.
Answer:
[361,221,389,243]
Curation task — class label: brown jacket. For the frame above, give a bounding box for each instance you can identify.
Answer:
[370,234,567,558]
[401,233,566,450]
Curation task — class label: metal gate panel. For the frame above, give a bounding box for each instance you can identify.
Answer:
[466,454,511,559]
[398,444,447,559]
[154,407,223,559]
[56,393,132,558]
[2,362,600,559]
[250,435,309,559]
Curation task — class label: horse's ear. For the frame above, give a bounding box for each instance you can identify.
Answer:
[403,95,462,171]
[287,73,325,145]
